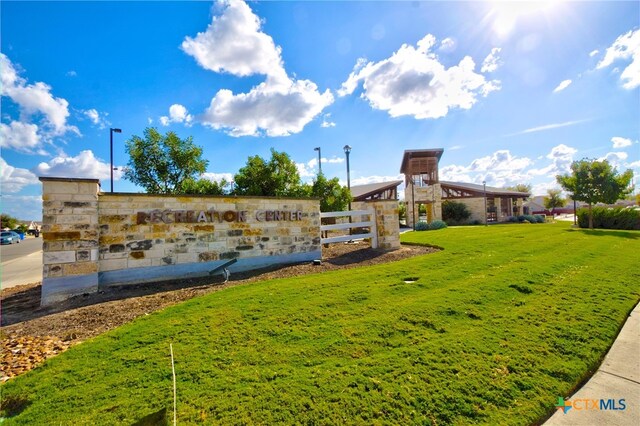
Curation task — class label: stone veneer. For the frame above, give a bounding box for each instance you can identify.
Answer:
[404,183,442,228]
[351,200,401,251]
[40,177,321,305]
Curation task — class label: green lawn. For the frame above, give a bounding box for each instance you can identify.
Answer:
[1,222,638,425]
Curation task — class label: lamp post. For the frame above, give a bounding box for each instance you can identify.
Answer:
[483,180,487,226]
[314,147,321,174]
[110,128,122,193]
[343,145,352,210]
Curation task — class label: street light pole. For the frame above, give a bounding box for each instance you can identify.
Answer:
[110,128,122,193]
[314,147,321,174]
[483,180,487,226]
[343,145,352,210]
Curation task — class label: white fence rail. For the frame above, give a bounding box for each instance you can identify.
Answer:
[320,210,377,249]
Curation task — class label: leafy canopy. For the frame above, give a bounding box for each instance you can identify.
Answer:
[233,149,307,197]
[1,213,18,229]
[543,189,565,211]
[557,159,633,228]
[442,200,472,225]
[556,159,633,206]
[124,128,210,194]
[309,173,351,212]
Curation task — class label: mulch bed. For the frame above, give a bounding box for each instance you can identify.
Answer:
[1,242,437,382]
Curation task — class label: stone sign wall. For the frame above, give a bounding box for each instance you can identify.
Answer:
[40,177,321,305]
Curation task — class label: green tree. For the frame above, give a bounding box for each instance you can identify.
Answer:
[557,159,634,229]
[181,177,227,196]
[234,149,306,197]
[507,183,532,200]
[442,200,472,225]
[0,213,18,229]
[124,128,208,194]
[543,189,566,215]
[308,173,351,212]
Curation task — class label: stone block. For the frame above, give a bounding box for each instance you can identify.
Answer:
[44,250,78,265]
[43,231,81,242]
[100,258,128,272]
[63,262,98,275]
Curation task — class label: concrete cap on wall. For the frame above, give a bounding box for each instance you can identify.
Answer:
[39,177,101,183]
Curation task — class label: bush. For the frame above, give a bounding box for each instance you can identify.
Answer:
[415,221,429,231]
[577,207,640,230]
[517,215,526,223]
[442,201,472,225]
[534,215,545,223]
[507,216,518,223]
[428,220,448,230]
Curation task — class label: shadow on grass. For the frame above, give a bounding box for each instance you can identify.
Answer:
[565,228,640,239]
[0,266,290,327]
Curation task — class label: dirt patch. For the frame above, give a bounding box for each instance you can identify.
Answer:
[1,242,437,381]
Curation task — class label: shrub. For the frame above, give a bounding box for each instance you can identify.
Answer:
[415,221,429,231]
[428,220,448,230]
[523,214,538,223]
[442,201,472,225]
[517,215,526,223]
[577,207,640,230]
[534,215,545,223]
[471,220,482,225]
[506,216,518,223]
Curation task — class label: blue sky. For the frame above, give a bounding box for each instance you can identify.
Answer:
[1,0,639,221]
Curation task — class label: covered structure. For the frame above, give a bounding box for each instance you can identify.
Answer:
[401,148,530,227]
[439,181,529,223]
[401,149,444,227]
[350,180,402,202]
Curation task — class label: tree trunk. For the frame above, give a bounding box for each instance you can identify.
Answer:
[588,203,593,229]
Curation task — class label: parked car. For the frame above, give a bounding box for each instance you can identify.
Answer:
[1,231,21,245]
[11,229,25,240]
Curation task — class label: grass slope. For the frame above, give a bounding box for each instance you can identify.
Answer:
[1,223,639,425]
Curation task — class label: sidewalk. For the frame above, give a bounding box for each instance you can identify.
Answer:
[545,302,640,425]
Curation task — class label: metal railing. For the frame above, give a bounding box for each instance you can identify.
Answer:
[320,210,378,249]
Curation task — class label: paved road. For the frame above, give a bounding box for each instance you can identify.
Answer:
[1,238,43,289]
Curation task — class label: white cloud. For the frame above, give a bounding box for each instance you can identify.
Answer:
[0,53,77,136]
[33,150,122,182]
[589,49,599,57]
[0,195,42,221]
[440,145,579,190]
[0,157,39,193]
[469,150,533,172]
[552,79,572,93]
[83,108,110,129]
[202,79,333,137]
[506,119,589,136]
[351,174,403,186]
[338,34,500,119]
[599,151,628,170]
[66,70,77,77]
[596,28,640,89]
[528,144,578,177]
[181,0,288,85]
[439,37,456,52]
[0,121,42,154]
[183,0,333,136]
[297,156,346,178]
[440,150,534,187]
[201,172,233,183]
[321,113,336,128]
[611,136,633,148]
[481,47,502,73]
[160,104,193,126]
